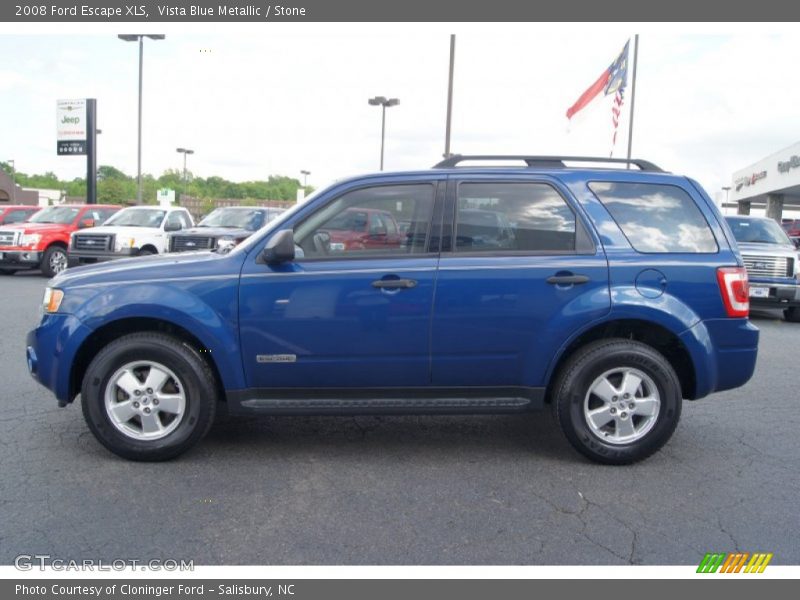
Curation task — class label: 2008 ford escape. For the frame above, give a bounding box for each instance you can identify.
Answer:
[26,156,759,463]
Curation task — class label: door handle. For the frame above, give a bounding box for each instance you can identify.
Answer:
[371,278,418,289]
[546,274,590,285]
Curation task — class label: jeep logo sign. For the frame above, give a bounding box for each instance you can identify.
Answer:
[56,99,87,155]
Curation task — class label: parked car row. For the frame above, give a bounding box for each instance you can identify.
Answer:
[0,204,284,276]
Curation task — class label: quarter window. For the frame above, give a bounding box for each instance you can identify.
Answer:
[455,182,576,253]
[589,182,718,253]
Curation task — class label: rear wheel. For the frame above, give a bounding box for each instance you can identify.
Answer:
[0,269,14,275]
[81,332,217,461]
[784,307,800,323]
[138,248,155,256]
[551,338,682,465]
[41,245,68,277]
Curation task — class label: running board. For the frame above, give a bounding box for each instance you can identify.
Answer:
[227,387,544,416]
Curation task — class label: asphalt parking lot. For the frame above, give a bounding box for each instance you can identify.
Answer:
[1,270,798,566]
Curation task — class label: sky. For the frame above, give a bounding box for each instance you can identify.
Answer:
[2,23,800,205]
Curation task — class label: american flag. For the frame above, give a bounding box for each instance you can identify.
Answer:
[566,41,630,156]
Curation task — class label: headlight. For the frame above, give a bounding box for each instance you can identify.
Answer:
[115,236,135,252]
[42,287,64,313]
[217,236,237,253]
[21,233,42,246]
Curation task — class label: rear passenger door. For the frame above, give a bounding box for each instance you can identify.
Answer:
[430,177,611,388]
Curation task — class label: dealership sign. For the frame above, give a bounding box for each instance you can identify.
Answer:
[56,99,87,155]
[777,155,800,174]
[734,170,767,192]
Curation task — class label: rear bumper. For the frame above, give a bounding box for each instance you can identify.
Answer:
[680,318,759,399]
[0,250,42,268]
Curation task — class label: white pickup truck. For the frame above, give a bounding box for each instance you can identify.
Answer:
[67,206,194,267]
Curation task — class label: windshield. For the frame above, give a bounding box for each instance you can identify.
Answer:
[199,208,265,231]
[28,206,79,225]
[726,217,792,245]
[105,208,166,228]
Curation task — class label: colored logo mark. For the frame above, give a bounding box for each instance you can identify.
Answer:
[697,552,773,573]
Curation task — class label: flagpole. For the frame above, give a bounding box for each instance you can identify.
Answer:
[626,34,639,166]
[444,34,456,158]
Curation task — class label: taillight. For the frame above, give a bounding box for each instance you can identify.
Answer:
[716,267,749,318]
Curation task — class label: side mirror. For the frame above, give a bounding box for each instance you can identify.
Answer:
[79,218,95,229]
[261,229,295,264]
[164,221,182,232]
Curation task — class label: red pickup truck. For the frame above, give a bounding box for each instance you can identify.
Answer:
[0,204,120,277]
[322,207,405,252]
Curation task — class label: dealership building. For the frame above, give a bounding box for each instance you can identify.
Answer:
[730,141,800,220]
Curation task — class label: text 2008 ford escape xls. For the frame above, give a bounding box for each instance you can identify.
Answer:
[26,156,759,463]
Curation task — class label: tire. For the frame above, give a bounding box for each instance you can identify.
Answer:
[81,332,217,461]
[41,245,68,277]
[0,269,14,275]
[551,338,682,465]
[137,248,155,256]
[784,307,800,323]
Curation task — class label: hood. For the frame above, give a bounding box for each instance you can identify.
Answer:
[0,222,72,234]
[74,225,162,237]
[736,241,798,254]
[52,250,231,288]
[173,226,252,239]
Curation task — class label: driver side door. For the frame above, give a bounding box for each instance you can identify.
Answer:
[238,180,443,390]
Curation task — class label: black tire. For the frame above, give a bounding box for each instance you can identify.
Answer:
[81,332,217,461]
[551,338,682,465]
[138,248,155,256]
[0,269,14,275]
[784,307,800,323]
[40,245,68,277]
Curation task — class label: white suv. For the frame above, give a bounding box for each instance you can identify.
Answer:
[68,206,194,267]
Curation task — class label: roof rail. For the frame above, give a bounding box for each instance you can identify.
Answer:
[432,155,664,172]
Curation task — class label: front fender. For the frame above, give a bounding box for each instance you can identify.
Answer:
[70,282,245,392]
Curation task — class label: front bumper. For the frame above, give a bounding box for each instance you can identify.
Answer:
[0,249,43,268]
[68,248,135,267]
[747,281,800,309]
[27,313,94,405]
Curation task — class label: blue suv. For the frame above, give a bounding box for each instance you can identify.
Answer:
[26,156,759,464]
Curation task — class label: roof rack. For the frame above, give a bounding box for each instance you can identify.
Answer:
[432,155,664,172]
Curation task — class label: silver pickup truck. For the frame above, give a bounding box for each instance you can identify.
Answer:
[726,215,800,322]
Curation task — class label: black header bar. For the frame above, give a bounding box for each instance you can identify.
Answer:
[3,0,800,22]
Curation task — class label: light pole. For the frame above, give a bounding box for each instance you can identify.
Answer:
[176,147,194,199]
[118,34,166,204]
[300,169,310,187]
[722,186,731,215]
[7,159,15,203]
[368,96,399,171]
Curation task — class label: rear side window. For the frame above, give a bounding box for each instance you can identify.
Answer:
[589,182,718,253]
[456,182,576,253]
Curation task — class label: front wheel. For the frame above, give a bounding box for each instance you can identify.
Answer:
[784,307,800,323]
[41,245,68,277]
[81,333,217,461]
[551,339,682,465]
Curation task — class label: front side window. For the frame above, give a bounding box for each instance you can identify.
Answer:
[294,184,435,258]
[455,182,576,253]
[590,182,718,253]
